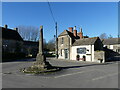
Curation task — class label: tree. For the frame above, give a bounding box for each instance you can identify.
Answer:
[47,38,55,51]
[43,39,47,50]
[99,33,108,39]
[17,25,39,41]
[108,34,113,39]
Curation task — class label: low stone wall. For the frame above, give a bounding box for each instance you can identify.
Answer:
[94,51,105,63]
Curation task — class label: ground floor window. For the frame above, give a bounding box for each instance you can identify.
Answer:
[116,49,120,53]
[77,48,86,54]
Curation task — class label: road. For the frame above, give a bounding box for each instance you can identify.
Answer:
[2,58,119,88]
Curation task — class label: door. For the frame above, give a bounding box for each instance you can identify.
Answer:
[64,49,68,59]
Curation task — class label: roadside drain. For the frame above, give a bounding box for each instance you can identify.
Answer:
[3,72,12,74]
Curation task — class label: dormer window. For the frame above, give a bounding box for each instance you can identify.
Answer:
[61,37,64,44]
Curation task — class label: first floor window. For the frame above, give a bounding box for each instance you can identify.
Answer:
[61,37,64,44]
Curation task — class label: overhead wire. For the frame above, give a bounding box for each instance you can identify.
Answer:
[47,0,56,24]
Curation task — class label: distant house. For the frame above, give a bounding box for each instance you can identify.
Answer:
[23,41,39,57]
[2,25,23,53]
[58,26,104,63]
[103,38,120,54]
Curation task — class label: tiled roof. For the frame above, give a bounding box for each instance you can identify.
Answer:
[103,38,120,45]
[1,27,23,41]
[73,37,99,46]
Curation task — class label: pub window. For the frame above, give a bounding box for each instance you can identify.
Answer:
[77,48,86,54]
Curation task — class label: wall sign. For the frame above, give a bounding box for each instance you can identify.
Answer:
[77,48,86,54]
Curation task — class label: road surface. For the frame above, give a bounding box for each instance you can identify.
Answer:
[2,58,119,88]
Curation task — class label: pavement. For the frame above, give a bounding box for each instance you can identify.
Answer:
[2,58,119,88]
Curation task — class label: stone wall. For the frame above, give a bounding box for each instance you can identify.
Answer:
[94,51,105,63]
[58,35,71,59]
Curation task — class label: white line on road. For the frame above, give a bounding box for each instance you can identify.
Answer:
[92,73,118,81]
[54,69,96,78]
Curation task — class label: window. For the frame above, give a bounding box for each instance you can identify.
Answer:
[61,49,62,56]
[77,48,86,54]
[61,37,64,44]
[117,49,120,52]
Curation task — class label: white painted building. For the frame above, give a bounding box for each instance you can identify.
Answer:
[71,37,104,62]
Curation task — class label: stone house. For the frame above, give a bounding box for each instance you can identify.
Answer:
[103,38,120,54]
[2,25,23,53]
[58,26,104,63]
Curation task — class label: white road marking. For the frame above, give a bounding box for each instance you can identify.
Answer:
[92,73,118,81]
[54,69,95,78]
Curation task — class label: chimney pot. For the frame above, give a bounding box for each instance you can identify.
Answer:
[74,30,77,37]
[14,28,18,32]
[69,27,73,33]
[79,27,83,39]
[73,26,77,37]
[74,26,76,30]
[4,24,8,29]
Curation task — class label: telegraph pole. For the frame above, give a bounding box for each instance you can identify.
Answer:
[55,22,58,59]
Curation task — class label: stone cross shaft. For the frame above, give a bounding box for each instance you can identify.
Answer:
[39,26,44,54]
[35,25,52,68]
[36,25,46,64]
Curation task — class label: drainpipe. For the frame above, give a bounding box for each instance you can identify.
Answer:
[69,37,70,60]
[91,45,92,61]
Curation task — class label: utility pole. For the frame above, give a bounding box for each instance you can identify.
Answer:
[55,22,58,59]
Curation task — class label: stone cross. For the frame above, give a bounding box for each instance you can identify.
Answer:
[36,26,46,65]
[39,26,44,54]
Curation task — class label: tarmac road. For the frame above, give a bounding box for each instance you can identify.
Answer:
[2,58,119,88]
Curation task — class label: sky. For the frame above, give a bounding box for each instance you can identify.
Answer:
[2,2,118,42]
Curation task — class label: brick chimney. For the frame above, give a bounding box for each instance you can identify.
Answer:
[4,24,8,29]
[14,27,18,32]
[79,27,83,39]
[69,27,73,33]
[73,26,77,37]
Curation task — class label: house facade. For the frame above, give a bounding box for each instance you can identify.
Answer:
[58,26,104,63]
[2,25,23,53]
[2,25,39,59]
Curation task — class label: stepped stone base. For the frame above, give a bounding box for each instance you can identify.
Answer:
[21,54,60,74]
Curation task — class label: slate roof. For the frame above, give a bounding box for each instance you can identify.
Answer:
[103,38,120,45]
[58,30,75,38]
[1,27,23,41]
[73,37,99,46]
[58,30,80,39]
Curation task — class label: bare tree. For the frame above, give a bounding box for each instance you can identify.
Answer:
[108,34,113,39]
[43,39,47,50]
[47,38,55,51]
[17,25,39,41]
[99,33,108,39]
